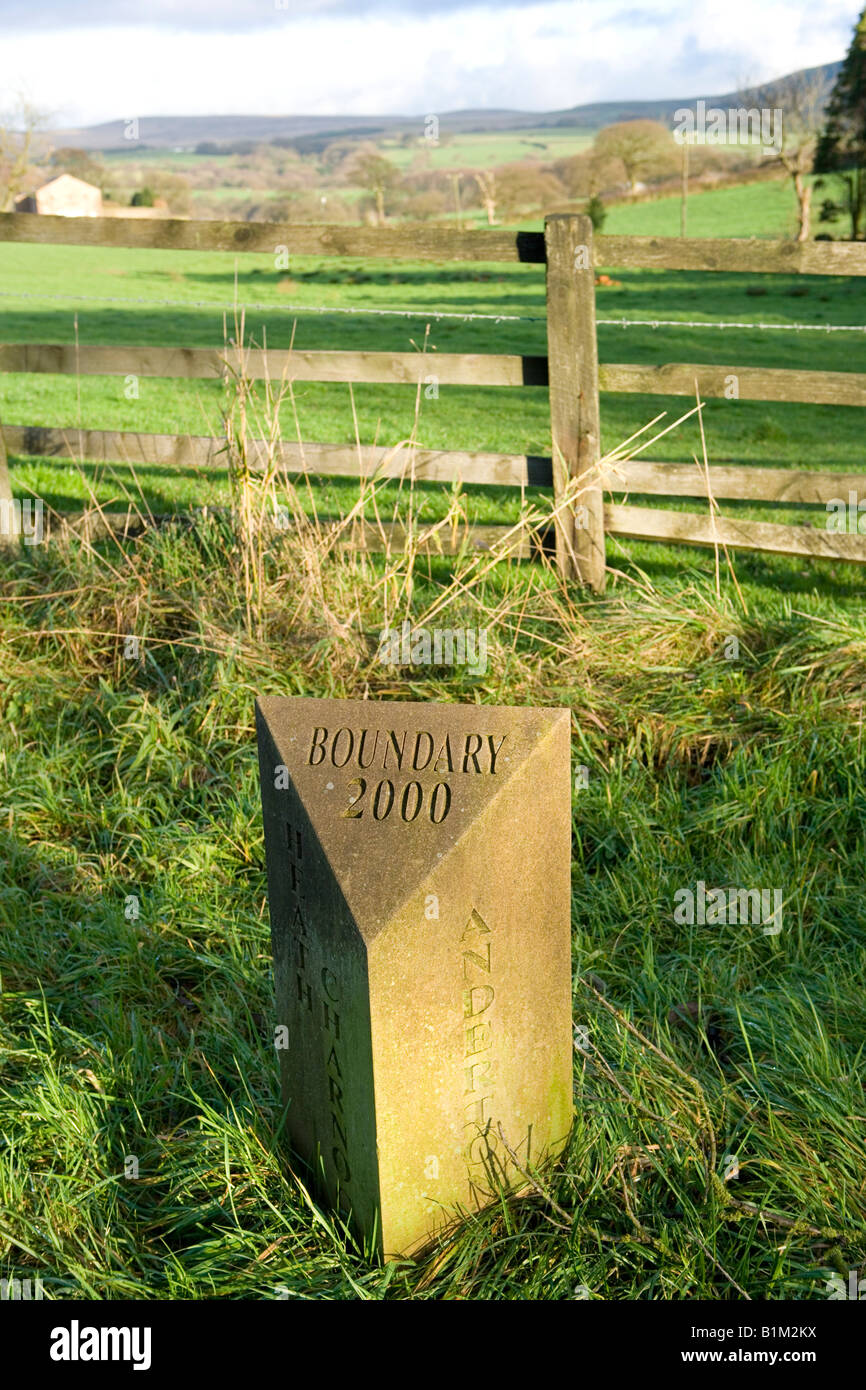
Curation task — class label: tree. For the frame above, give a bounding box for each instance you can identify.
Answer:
[350,147,401,224]
[473,170,497,225]
[592,120,678,191]
[130,171,191,214]
[749,69,832,240]
[246,191,349,222]
[554,148,627,198]
[402,188,449,220]
[586,195,606,231]
[49,146,105,189]
[147,171,192,215]
[0,96,49,211]
[495,163,567,217]
[814,8,866,239]
[321,139,360,173]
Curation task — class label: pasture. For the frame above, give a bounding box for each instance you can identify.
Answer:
[2,172,865,557]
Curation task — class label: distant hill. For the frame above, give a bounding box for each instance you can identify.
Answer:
[51,61,842,152]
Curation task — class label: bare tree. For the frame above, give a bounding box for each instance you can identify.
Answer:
[749,69,833,240]
[0,96,50,211]
[473,170,497,225]
[554,148,627,198]
[495,163,567,217]
[350,146,402,225]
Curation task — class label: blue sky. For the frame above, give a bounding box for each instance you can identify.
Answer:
[0,0,859,128]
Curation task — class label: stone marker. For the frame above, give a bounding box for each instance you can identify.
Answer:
[256,695,573,1259]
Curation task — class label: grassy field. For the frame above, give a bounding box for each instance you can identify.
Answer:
[1,175,865,1300]
[379,128,597,169]
[604,175,809,239]
[1,172,864,543]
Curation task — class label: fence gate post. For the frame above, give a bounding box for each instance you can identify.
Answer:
[544,214,605,591]
[0,422,19,548]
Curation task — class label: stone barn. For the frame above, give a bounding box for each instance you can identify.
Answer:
[14,173,102,216]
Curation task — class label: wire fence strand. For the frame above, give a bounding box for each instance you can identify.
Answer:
[1,289,865,333]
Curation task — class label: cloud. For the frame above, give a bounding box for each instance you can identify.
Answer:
[0,0,559,30]
[0,0,855,128]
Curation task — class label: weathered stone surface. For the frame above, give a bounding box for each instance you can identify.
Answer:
[256,695,573,1259]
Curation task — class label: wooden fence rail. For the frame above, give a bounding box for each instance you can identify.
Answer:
[4,346,866,409]
[3,212,866,582]
[7,425,866,506]
[4,210,866,275]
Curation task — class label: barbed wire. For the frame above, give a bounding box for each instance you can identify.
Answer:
[0,289,864,333]
[597,316,866,333]
[0,289,537,323]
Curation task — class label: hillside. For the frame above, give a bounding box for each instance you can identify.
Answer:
[49,60,841,150]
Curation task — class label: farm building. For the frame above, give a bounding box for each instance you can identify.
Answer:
[14,173,102,216]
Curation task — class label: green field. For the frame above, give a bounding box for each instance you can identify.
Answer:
[1,173,864,545]
[1,174,865,1301]
[379,127,597,169]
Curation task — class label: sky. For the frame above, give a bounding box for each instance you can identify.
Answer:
[0,0,860,129]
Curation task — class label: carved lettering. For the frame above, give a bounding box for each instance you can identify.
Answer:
[331,1112,348,1151]
[463,733,483,773]
[460,910,498,1175]
[487,735,506,773]
[342,777,452,823]
[331,728,354,767]
[307,725,507,775]
[433,735,454,774]
[466,1130,498,1165]
[357,729,380,769]
[309,726,328,765]
[412,731,434,769]
[464,1094,493,1127]
[463,985,494,1018]
[464,1059,493,1093]
[291,902,307,933]
[463,942,491,976]
[288,838,351,1189]
[465,1020,491,1057]
[383,730,406,771]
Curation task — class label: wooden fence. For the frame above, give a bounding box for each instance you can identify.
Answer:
[2,210,866,591]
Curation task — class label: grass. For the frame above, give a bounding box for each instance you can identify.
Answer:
[601,173,813,239]
[1,458,865,1298]
[1,174,865,1299]
[378,128,597,170]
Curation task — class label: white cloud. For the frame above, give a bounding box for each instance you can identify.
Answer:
[0,0,855,128]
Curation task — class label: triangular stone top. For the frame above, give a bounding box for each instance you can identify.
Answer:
[256,696,569,940]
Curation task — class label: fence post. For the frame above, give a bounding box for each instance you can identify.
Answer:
[544,214,605,591]
[0,422,19,548]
